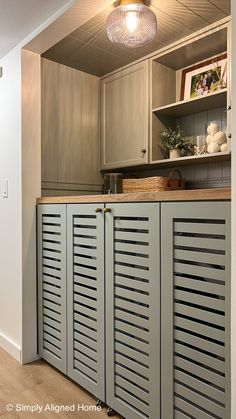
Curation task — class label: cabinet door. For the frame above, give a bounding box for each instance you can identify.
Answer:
[37,204,67,374]
[67,204,105,402]
[106,203,160,419]
[161,201,231,419]
[41,58,103,194]
[101,61,149,169]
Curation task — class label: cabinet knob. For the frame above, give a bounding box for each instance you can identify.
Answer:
[104,208,111,213]
[95,208,103,213]
[141,148,146,154]
[227,105,231,111]
[228,133,232,139]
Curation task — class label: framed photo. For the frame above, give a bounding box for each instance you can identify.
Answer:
[180,53,227,101]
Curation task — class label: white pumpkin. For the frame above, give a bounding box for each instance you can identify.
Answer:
[206,135,214,145]
[207,143,220,153]
[207,123,220,135]
[213,131,227,145]
[220,142,228,152]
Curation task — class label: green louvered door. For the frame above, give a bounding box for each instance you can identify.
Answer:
[67,204,105,402]
[37,204,67,374]
[106,203,160,419]
[161,201,231,419]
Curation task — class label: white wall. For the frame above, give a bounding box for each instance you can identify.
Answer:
[0,47,22,361]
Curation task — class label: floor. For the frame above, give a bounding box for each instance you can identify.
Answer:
[0,347,121,418]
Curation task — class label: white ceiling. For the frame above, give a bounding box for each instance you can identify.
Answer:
[0,0,73,58]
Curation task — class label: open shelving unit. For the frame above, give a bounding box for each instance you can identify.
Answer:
[150,20,231,166]
[153,89,227,118]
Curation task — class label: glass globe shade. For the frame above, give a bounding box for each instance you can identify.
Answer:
[106,2,157,48]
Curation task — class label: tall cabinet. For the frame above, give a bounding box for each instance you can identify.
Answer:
[41,58,103,196]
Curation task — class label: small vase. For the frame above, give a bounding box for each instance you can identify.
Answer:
[169,149,181,159]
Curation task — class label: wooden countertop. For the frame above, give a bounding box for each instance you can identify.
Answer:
[37,188,231,204]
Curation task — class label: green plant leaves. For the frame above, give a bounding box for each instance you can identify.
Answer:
[160,126,194,157]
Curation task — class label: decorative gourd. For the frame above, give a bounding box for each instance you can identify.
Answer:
[207,122,220,135]
[213,131,227,145]
[207,143,220,153]
[220,142,228,152]
[206,135,214,145]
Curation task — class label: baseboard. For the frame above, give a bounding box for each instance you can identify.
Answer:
[0,332,21,363]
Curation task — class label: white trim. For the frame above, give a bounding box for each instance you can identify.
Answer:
[0,332,21,363]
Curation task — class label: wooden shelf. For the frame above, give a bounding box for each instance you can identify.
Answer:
[152,90,227,118]
[102,152,231,173]
[150,151,231,168]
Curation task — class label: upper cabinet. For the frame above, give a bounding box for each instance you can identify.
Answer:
[41,58,103,196]
[101,61,149,170]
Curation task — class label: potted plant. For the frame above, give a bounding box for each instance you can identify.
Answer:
[160,126,194,159]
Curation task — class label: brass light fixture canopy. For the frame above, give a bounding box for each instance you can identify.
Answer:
[120,0,144,4]
[106,0,157,48]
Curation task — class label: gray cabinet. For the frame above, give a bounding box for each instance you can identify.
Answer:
[101,61,149,170]
[67,204,105,402]
[105,203,160,419]
[41,58,103,196]
[161,201,231,419]
[38,200,231,419]
[37,204,67,374]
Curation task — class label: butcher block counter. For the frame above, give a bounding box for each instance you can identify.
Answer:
[37,187,231,204]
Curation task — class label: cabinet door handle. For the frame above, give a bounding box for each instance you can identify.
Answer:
[95,208,103,213]
[141,148,146,153]
[104,208,111,213]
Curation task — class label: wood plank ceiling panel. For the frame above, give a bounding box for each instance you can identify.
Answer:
[42,0,231,77]
[208,0,230,14]
[177,0,228,22]
[151,0,209,29]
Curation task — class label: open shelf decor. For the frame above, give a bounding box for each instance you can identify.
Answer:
[150,18,231,166]
[180,53,227,101]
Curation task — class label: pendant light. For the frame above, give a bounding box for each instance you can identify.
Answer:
[106,0,157,48]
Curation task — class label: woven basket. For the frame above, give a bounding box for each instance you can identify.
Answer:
[122,169,185,193]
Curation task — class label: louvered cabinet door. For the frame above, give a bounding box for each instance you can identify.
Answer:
[37,204,67,373]
[161,201,231,419]
[67,204,105,402]
[106,203,160,419]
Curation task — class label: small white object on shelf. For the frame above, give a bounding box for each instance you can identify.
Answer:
[206,135,214,145]
[169,149,181,159]
[207,122,220,135]
[220,142,228,152]
[213,131,227,145]
[208,143,220,153]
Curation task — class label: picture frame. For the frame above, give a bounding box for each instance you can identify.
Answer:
[180,53,227,101]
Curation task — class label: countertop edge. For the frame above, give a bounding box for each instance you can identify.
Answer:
[36,188,231,204]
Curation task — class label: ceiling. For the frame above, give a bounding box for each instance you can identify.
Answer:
[43,0,231,77]
[0,0,73,59]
